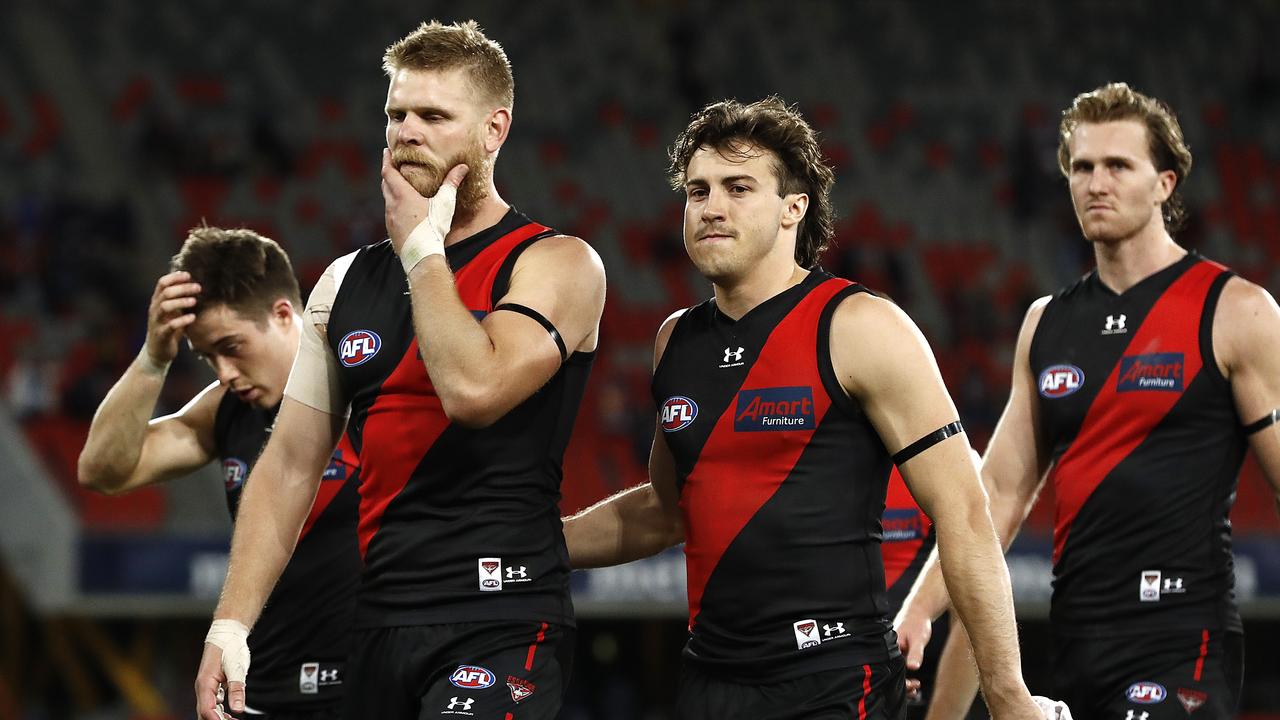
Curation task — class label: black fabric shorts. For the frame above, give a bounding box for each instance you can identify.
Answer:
[675,657,905,720]
[1052,628,1243,719]
[343,621,573,720]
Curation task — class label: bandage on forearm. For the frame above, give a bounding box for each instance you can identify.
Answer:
[205,619,251,683]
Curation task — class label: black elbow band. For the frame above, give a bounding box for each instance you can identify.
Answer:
[1244,409,1280,436]
[892,421,965,466]
[493,303,568,362]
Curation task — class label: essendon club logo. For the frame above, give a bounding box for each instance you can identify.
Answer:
[734,387,816,432]
[338,329,381,367]
[478,558,502,591]
[792,619,821,649]
[882,508,925,542]
[660,396,698,432]
[506,675,536,703]
[1117,352,1184,392]
[1176,688,1207,713]
[1038,364,1084,398]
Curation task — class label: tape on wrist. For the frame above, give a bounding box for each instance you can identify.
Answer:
[137,349,170,376]
[400,218,446,274]
[205,619,251,683]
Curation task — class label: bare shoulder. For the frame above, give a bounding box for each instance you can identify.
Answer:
[1215,276,1280,370]
[518,234,605,279]
[654,309,688,367]
[830,290,921,341]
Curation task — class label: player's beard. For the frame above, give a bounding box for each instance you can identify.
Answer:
[391,140,491,220]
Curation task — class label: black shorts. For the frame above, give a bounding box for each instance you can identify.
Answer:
[344,621,573,720]
[1052,628,1243,719]
[675,658,905,720]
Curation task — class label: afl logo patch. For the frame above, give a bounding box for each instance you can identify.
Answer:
[449,665,495,690]
[222,458,248,492]
[1126,681,1166,704]
[338,330,381,367]
[660,396,698,432]
[1038,364,1084,398]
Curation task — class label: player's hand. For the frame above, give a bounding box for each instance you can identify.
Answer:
[1032,696,1072,719]
[380,148,469,255]
[196,620,250,720]
[893,604,932,697]
[143,271,201,371]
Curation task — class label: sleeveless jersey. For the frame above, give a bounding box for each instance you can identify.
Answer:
[326,209,592,629]
[652,270,898,682]
[881,466,934,611]
[214,393,361,709]
[1030,252,1245,635]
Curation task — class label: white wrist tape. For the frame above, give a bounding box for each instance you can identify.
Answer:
[205,619,251,683]
[399,181,459,274]
[137,348,170,376]
[1033,696,1073,720]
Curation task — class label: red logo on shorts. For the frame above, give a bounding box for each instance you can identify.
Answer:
[481,561,499,573]
[506,675,535,703]
[1177,688,1207,713]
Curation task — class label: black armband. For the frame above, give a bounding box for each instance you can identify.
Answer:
[892,421,965,466]
[1244,409,1280,436]
[493,303,568,362]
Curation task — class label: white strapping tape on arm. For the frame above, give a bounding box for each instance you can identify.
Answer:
[399,182,458,274]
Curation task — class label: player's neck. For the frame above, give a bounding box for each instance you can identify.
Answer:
[713,260,808,320]
[1092,223,1186,295]
[444,190,510,246]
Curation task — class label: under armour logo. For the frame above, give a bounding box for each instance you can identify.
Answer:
[1103,314,1127,334]
[1126,711,1149,720]
[723,346,744,363]
[506,566,527,579]
[1163,577,1183,591]
[319,669,339,682]
[448,697,474,711]
[822,622,845,637]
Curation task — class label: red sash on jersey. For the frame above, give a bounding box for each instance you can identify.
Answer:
[1050,260,1227,564]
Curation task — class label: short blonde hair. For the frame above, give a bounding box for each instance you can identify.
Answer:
[383,20,514,110]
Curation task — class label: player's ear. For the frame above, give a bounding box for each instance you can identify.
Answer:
[269,298,294,327]
[780,193,808,230]
[484,107,511,153]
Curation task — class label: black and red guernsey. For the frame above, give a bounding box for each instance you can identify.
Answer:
[215,394,361,708]
[1031,252,1246,635]
[326,209,591,629]
[881,466,934,611]
[653,270,899,682]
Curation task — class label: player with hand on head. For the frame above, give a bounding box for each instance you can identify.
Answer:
[79,227,360,720]
[194,19,605,720]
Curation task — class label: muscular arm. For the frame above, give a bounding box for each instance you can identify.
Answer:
[564,313,686,568]
[903,298,1053,720]
[381,156,606,428]
[1217,278,1280,513]
[79,374,221,494]
[195,262,350,720]
[78,272,217,493]
[832,293,1038,718]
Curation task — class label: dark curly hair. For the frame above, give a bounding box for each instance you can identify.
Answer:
[669,97,835,268]
[1058,82,1193,233]
[170,226,301,321]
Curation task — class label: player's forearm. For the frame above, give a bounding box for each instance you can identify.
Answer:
[897,549,952,626]
[77,350,167,490]
[933,507,1029,715]
[564,484,682,568]
[405,257,508,424]
[213,442,323,627]
[924,619,981,720]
